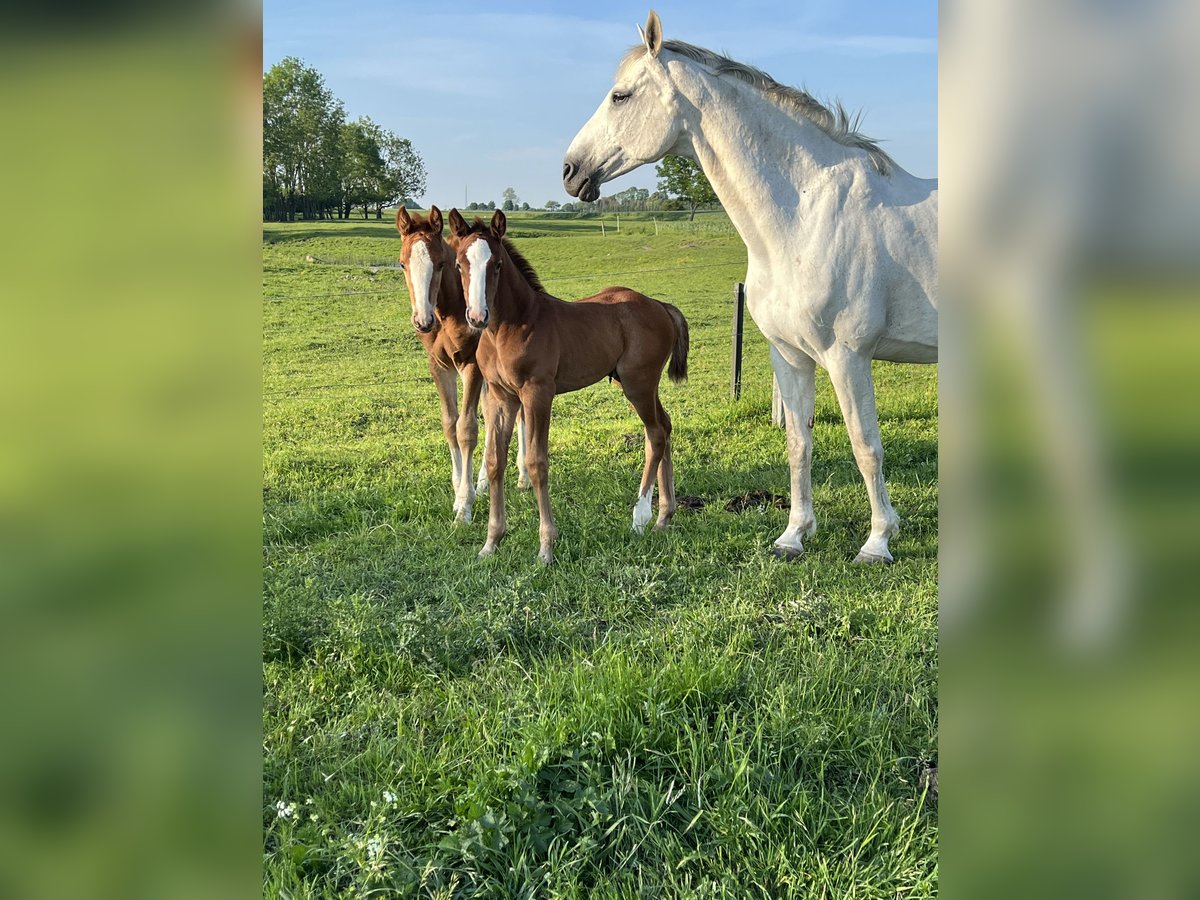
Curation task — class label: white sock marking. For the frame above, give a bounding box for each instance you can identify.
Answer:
[632,486,653,533]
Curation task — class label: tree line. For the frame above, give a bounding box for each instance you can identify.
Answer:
[263,58,427,221]
[463,161,719,219]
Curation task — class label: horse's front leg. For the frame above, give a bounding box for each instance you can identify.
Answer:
[519,383,557,564]
[770,345,819,559]
[430,363,462,519]
[479,386,519,559]
[825,348,900,563]
[454,363,485,524]
[516,408,531,489]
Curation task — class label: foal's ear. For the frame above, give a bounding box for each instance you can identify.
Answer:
[396,205,414,234]
[428,205,443,235]
[490,208,507,238]
[448,208,470,238]
[642,9,663,57]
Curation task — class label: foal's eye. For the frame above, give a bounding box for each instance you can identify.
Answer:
[397,262,405,271]
[611,90,631,104]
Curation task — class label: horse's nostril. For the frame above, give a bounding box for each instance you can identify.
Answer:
[563,161,574,180]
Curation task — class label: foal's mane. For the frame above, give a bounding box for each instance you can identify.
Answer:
[463,218,545,292]
[620,40,895,176]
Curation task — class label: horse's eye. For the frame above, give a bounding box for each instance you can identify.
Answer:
[611,91,631,104]
[397,262,405,271]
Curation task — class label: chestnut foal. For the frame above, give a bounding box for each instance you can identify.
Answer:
[396,206,526,524]
[448,208,689,564]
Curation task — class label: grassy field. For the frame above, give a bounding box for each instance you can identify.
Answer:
[263,211,938,897]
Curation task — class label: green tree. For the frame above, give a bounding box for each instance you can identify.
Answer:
[375,132,426,218]
[263,57,345,221]
[502,187,519,211]
[655,155,718,220]
[544,200,560,211]
[339,117,384,220]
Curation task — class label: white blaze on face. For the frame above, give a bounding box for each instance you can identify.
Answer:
[465,239,492,323]
[408,240,435,324]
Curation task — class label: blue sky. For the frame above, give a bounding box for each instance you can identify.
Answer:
[263,1,937,207]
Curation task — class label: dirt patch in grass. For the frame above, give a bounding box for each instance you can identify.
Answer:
[724,490,789,513]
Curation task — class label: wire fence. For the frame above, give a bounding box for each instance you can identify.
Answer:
[264,230,748,403]
[263,260,745,304]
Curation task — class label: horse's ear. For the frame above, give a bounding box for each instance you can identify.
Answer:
[490,208,507,238]
[396,205,413,234]
[448,208,469,238]
[643,10,663,58]
[428,205,443,235]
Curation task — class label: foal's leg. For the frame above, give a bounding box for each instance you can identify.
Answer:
[654,398,676,529]
[516,409,531,490]
[454,363,485,524]
[519,382,557,564]
[622,377,669,534]
[479,387,520,559]
[770,346,819,559]
[824,349,900,563]
[430,363,462,518]
[475,383,490,496]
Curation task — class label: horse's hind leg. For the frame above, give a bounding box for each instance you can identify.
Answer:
[475,383,489,496]
[622,375,669,534]
[654,398,676,529]
[516,408,531,489]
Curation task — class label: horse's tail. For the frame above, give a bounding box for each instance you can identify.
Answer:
[662,302,689,384]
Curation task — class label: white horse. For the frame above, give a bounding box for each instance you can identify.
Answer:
[563,10,937,563]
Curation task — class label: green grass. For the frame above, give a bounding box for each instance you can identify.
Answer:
[263,211,938,897]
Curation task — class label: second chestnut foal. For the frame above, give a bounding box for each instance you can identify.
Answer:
[448,208,689,565]
[396,205,526,524]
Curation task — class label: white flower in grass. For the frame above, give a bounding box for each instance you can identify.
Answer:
[382,790,397,805]
[275,801,295,819]
[366,836,384,861]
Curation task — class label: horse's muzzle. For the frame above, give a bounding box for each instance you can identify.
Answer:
[562,160,600,202]
[413,316,434,334]
[467,312,489,330]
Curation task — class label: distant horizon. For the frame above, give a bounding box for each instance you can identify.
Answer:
[263,1,937,207]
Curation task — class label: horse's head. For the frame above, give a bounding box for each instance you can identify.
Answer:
[396,205,448,333]
[448,208,506,331]
[563,10,683,202]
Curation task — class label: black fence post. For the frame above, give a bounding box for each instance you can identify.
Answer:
[730,282,745,400]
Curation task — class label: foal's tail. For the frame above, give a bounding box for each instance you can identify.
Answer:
[662,302,689,384]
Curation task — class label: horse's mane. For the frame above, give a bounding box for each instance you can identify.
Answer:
[620,40,895,176]
[464,218,545,292]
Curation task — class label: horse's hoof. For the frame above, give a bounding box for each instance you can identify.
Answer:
[454,509,473,526]
[653,519,673,531]
[772,545,804,561]
[478,545,496,560]
[631,522,647,535]
[517,479,532,491]
[475,481,489,496]
[537,548,554,565]
[853,550,894,565]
